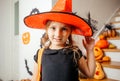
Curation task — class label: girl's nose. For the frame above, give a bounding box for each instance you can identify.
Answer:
[55,29,61,37]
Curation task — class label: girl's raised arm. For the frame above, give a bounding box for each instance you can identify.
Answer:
[78,37,96,78]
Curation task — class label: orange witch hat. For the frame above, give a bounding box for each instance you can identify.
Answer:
[52,0,72,12]
[24,0,93,36]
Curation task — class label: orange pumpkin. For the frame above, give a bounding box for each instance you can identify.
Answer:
[102,56,110,62]
[95,39,109,49]
[99,34,105,40]
[94,47,104,60]
[22,32,30,44]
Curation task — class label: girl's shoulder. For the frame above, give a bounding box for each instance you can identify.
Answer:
[34,49,39,63]
[65,46,81,52]
[69,46,83,59]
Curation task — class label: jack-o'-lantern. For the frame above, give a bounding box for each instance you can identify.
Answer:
[94,61,105,79]
[95,39,109,49]
[22,32,30,44]
[94,47,104,60]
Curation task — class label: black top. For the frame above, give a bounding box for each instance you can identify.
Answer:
[34,48,83,81]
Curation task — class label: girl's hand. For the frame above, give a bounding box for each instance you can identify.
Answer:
[82,37,95,51]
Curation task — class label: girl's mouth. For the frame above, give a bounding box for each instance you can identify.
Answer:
[54,38,62,42]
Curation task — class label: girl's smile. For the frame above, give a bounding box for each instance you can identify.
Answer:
[54,38,61,42]
[47,21,72,49]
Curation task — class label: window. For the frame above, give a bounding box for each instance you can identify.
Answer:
[14,1,19,35]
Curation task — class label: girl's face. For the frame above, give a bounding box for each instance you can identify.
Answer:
[47,21,72,49]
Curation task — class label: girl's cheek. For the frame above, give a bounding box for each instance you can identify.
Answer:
[64,31,70,36]
[48,30,53,35]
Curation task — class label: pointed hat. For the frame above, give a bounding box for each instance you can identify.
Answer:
[24,0,93,36]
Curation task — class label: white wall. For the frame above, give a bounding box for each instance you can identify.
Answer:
[0,0,14,80]
[73,0,120,27]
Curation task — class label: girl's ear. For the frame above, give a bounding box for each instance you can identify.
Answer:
[67,34,73,46]
[66,39,69,45]
[41,32,49,47]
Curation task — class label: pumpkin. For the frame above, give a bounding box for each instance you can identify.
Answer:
[102,56,110,62]
[107,29,116,37]
[22,32,30,44]
[94,61,105,79]
[95,39,109,49]
[94,47,104,60]
[102,31,108,37]
[99,34,105,40]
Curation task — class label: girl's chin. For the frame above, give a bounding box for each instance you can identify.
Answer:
[53,43,63,46]
[52,42,65,46]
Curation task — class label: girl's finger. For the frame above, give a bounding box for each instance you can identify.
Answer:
[85,36,90,41]
[82,39,87,48]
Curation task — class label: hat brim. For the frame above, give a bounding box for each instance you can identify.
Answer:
[24,12,93,36]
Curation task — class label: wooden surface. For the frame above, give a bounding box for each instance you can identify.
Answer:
[101,61,120,69]
[80,78,118,81]
[106,36,120,40]
[102,49,120,52]
[113,27,120,30]
[111,21,120,24]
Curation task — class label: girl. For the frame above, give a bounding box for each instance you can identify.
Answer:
[24,0,96,81]
[33,21,95,81]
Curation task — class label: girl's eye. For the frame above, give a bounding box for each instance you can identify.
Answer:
[50,26,56,30]
[62,27,68,31]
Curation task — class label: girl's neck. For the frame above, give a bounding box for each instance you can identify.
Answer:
[49,44,65,50]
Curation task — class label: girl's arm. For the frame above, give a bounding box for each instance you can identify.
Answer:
[78,37,96,78]
[31,63,39,81]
